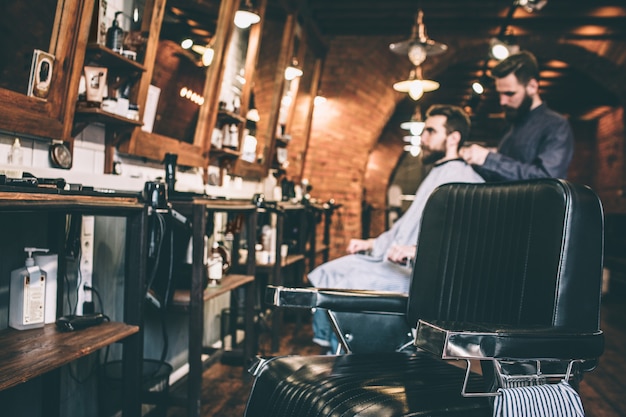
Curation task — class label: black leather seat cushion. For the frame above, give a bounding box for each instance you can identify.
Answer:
[246,353,491,417]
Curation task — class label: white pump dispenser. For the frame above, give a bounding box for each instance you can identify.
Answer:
[9,247,49,330]
[8,138,23,165]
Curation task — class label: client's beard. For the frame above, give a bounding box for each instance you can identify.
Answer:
[504,93,533,123]
[421,149,446,165]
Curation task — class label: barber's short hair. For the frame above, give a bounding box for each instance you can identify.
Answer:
[491,51,539,85]
[425,104,471,146]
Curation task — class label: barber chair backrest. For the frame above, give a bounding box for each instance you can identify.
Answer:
[407,179,603,334]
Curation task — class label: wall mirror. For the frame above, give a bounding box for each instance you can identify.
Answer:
[231,2,291,179]
[121,0,243,168]
[0,0,90,139]
[148,0,221,144]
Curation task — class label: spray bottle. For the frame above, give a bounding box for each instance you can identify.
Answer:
[9,248,49,330]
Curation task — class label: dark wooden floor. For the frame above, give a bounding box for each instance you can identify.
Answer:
[166,297,626,417]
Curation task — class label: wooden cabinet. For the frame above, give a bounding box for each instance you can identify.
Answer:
[73,44,146,132]
[0,189,147,417]
[0,0,322,183]
[73,43,147,170]
[0,0,93,142]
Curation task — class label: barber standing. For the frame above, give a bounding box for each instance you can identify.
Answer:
[460,51,574,181]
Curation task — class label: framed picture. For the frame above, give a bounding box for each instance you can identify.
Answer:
[27,49,55,100]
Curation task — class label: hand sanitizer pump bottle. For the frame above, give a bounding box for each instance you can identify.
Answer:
[9,247,49,330]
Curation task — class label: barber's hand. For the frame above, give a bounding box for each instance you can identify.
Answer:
[347,238,373,254]
[387,244,416,264]
[460,144,491,166]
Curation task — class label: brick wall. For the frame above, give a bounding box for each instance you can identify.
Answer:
[595,107,626,213]
[302,36,410,260]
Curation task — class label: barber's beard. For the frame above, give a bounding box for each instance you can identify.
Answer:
[421,149,446,165]
[504,93,533,123]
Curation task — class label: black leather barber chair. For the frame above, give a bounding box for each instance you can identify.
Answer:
[245,179,605,417]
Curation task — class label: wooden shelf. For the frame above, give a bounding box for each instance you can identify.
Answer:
[209,147,241,159]
[85,43,146,72]
[0,322,138,391]
[0,190,142,212]
[75,106,143,125]
[170,274,255,312]
[217,109,246,124]
[257,253,306,270]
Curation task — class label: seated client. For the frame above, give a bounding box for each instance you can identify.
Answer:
[307,104,485,351]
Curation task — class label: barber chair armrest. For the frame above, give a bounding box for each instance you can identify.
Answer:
[265,285,408,314]
[415,319,605,361]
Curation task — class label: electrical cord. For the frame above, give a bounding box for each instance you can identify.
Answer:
[145,210,166,300]
[66,283,109,385]
[143,209,171,370]
[73,247,82,316]
[84,284,105,315]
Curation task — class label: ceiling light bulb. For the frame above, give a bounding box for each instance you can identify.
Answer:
[246,108,260,122]
[234,9,260,29]
[284,65,303,81]
[400,121,425,135]
[314,95,327,106]
[472,82,484,95]
[181,38,193,49]
[402,135,421,146]
[491,43,510,60]
[516,0,548,12]
[410,122,425,135]
[393,67,439,98]
[202,47,214,66]
[408,80,424,100]
[489,36,520,61]
[408,44,427,66]
[404,145,421,157]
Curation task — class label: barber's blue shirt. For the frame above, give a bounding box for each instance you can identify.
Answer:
[477,103,574,181]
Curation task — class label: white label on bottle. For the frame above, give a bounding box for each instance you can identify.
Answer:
[23,274,45,325]
[207,257,223,280]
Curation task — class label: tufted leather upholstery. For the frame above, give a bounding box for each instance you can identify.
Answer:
[245,179,604,417]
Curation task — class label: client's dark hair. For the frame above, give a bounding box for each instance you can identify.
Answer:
[491,51,540,85]
[426,104,471,147]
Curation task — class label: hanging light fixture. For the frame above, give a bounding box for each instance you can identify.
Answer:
[190,43,215,66]
[400,106,426,135]
[181,38,193,49]
[489,30,519,61]
[516,0,548,13]
[404,144,422,157]
[234,0,260,29]
[389,9,448,66]
[314,93,327,106]
[401,120,425,135]
[393,66,439,101]
[402,106,423,156]
[403,135,421,146]
[284,57,303,80]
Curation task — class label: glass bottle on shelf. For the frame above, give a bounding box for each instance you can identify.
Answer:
[206,242,224,287]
